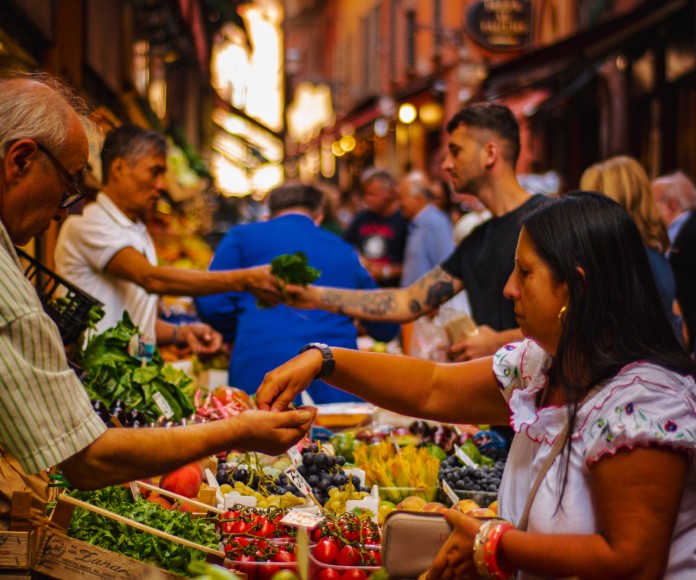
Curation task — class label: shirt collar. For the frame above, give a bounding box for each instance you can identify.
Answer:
[96,192,146,231]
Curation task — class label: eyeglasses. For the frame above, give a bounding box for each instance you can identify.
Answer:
[35,142,87,208]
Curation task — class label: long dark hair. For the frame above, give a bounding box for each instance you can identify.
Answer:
[522,191,695,498]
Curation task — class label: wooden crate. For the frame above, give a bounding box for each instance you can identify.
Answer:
[32,494,226,579]
[0,532,33,570]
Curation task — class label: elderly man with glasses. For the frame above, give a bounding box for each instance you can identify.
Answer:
[0,73,315,530]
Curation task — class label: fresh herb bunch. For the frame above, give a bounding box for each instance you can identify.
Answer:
[67,486,218,577]
[76,312,195,422]
[257,251,321,308]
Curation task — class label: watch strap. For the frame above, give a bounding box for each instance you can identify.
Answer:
[299,342,335,380]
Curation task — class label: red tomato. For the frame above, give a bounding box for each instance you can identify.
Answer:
[234,555,258,580]
[254,519,277,538]
[310,525,324,542]
[341,570,367,580]
[272,549,296,563]
[340,524,359,543]
[365,549,381,566]
[230,519,253,535]
[256,563,281,580]
[335,546,360,567]
[317,569,341,580]
[313,538,340,565]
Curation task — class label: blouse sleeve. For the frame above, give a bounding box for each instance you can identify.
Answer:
[492,339,550,403]
[581,369,696,466]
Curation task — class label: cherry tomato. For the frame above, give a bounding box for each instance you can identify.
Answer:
[230,519,253,535]
[341,570,367,580]
[272,548,296,563]
[317,569,341,580]
[234,555,258,580]
[335,545,360,567]
[255,519,278,538]
[340,524,359,543]
[365,549,381,566]
[313,538,340,565]
[310,525,324,542]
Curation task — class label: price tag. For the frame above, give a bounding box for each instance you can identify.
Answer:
[442,480,459,508]
[128,335,155,362]
[454,445,477,468]
[285,465,312,497]
[287,446,302,466]
[390,433,402,455]
[281,509,324,529]
[128,482,141,501]
[153,392,175,419]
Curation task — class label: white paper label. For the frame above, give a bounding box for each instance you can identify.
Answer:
[454,445,477,468]
[390,433,402,454]
[285,465,312,497]
[287,446,302,466]
[281,509,324,529]
[347,467,365,487]
[128,481,141,501]
[346,497,378,522]
[153,392,175,419]
[442,480,459,507]
[224,491,257,508]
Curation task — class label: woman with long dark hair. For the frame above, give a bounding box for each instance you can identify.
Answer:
[257,192,696,579]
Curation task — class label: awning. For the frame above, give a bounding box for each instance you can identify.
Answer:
[484,0,692,99]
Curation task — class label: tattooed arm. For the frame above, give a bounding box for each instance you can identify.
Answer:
[285,266,464,323]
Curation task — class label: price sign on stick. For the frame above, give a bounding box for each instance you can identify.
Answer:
[454,445,477,468]
[287,445,302,466]
[153,392,175,419]
[442,480,460,509]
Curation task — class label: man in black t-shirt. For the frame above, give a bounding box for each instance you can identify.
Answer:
[284,103,543,361]
[344,168,408,287]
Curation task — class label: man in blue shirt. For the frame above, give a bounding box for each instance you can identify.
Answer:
[195,183,398,404]
[398,172,455,287]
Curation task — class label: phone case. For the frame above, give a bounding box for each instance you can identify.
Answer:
[381,510,454,579]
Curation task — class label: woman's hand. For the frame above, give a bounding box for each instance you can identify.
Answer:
[256,350,324,411]
[427,510,483,579]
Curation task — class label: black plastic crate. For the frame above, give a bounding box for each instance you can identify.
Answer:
[16,248,103,345]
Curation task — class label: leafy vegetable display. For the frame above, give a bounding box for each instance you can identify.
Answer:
[76,312,195,422]
[258,251,321,308]
[67,486,218,577]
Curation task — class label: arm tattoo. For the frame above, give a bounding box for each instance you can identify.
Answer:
[408,299,422,314]
[321,289,397,318]
[424,281,455,309]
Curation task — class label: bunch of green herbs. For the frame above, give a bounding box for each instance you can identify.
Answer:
[257,251,321,308]
[67,486,218,578]
[76,312,195,422]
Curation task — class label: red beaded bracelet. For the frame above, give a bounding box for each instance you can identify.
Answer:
[484,521,515,579]
[473,519,516,580]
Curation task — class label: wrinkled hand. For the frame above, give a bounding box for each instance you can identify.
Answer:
[233,407,318,455]
[279,283,321,310]
[449,325,501,362]
[256,350,324,412]
[243,265,284,307]
[185,323,223,355]
[427,509,482,579]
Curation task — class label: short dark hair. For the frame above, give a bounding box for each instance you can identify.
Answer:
[101,124,167,184]
[268,182,323,216]
[446,102,520,166]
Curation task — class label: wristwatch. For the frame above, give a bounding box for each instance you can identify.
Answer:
[299,342,335,380]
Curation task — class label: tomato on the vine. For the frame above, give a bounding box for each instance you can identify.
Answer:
[313,538,340,565]
[316,569,341,580]
[272,548,296,563]
[341,570,367,580]
[335,545,361,567]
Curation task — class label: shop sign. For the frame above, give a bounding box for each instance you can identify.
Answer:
[466,0,531,51]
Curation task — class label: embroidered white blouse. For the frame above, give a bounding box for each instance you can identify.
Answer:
[493,339,696,579]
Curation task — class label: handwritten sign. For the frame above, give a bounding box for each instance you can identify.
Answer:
[152,392,174,419]
[281,509,324,529]
[284,465,312,497]
[454,445,477,468]
[442,480,460,508]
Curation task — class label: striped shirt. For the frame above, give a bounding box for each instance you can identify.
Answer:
[0,222,106,474]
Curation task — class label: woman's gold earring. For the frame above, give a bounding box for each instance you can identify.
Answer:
[558,306,568,327]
